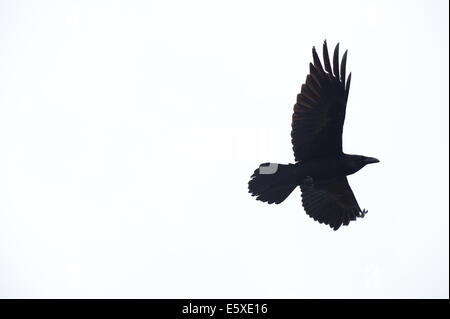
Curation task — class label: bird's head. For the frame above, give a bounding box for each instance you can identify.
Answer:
[344,154,380,175]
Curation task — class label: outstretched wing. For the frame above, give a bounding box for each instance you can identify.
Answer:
[291,41,352,162]
[300,177,366,230]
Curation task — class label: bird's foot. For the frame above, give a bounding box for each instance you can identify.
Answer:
[302,176,314,187]
[360,209,368,217]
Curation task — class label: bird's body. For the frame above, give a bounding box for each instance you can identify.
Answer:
[294,155,370,181]
[248,41,379,230]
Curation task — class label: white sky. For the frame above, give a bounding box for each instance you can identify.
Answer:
[0,0,448,298]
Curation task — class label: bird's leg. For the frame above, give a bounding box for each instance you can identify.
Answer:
[302,176,314,187]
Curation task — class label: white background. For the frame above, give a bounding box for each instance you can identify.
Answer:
[0,0,448,298]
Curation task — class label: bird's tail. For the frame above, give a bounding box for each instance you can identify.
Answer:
[248,163,297,204]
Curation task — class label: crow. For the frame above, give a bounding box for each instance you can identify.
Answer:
[248,40,379,230]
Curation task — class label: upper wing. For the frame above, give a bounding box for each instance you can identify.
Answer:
[291,41,351,162]
[300,177,366,230]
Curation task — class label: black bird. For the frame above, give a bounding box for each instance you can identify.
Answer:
[248,41,379,230]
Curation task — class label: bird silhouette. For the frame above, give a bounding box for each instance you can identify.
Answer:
[248,40,379,230]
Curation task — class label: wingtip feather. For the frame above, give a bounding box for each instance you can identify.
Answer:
[340,50,348,83]
[322,41,332,73]
[333,43,340,77]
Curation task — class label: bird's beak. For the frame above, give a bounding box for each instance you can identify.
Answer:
[364,157,380,165]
